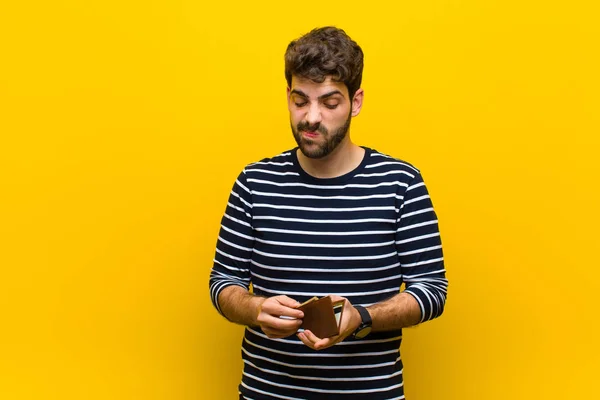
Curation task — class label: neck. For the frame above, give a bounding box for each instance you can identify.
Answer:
[296,137,365,179]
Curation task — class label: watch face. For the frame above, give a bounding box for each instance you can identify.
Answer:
[354,326,372,339]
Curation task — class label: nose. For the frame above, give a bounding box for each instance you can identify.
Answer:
[305,103,322,127]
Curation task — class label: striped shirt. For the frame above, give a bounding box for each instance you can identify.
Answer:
[209,147,448,400]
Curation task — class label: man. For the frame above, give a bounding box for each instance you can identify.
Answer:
[209,26,447,400]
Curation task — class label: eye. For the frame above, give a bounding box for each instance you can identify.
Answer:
[324,103,339,109]
[295,101,308,108]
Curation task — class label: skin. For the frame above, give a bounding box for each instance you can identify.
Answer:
[217,75,422,350]
[287,76,365,178]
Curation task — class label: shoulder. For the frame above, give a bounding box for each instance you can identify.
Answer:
[237,149,299,188]
[242,149,295,174]
[364,148,421,180]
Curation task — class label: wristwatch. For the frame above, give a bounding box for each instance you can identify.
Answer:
[352,305,372,339]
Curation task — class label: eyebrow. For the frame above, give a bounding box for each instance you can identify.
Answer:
[290,89,345,101]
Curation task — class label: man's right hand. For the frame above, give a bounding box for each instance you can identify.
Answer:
[255,295,304,339]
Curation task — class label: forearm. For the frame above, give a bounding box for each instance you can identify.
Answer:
[218,285,265,327]
[367,292,422,332]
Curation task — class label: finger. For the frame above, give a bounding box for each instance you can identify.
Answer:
[262,328,283,339]
[258,314,302,331]
[301,329,322,345]
[261,299,304,319]
[262,321,303,337]
[296,332,316,349]
[263,328,298,339]
[275,295,302,309]
[305,329,343,350]
[299,330,336,350]
[313,336,336,350]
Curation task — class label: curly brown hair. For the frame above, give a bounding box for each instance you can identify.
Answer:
[284,27,364,99]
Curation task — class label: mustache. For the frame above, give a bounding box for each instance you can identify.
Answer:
[297,121,328,134]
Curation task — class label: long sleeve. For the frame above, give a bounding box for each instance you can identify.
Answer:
[209,170,255,317]
[396,172,448,323]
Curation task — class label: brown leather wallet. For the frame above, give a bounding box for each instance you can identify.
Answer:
[297,296,345,338]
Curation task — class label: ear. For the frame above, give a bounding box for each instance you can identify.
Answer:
[286,86,291,99]
[351,88,364,117]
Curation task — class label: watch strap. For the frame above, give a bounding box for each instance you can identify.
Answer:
[355,305,372,325]
[353,305,372,339]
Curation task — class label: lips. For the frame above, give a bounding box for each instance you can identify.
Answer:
[302,131,319,138]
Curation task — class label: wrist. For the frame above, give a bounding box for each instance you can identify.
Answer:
[351,306,362,330]
[249,295,266,327]
[352,305,373,339]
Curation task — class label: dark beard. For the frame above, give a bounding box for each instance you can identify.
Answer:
[291,112,352,159]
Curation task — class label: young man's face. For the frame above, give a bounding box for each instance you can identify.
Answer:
[287,76,362,159]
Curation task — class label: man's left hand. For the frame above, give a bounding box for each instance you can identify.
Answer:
[296,295,362,350]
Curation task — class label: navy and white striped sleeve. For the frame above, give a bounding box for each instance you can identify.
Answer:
[209,170,255,317]
[396,172,448,323]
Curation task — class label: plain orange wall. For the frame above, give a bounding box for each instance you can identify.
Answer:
[1,1,599,399]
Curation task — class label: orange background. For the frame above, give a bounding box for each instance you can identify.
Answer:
[1,1,599,398]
